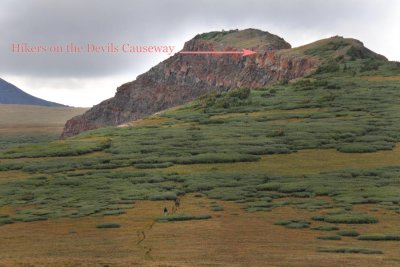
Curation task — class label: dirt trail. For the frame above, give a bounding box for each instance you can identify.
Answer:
[136,197,181,260]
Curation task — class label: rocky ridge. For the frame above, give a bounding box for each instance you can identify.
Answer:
[62,29,325,137]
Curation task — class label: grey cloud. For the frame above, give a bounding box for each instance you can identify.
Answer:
[0,0,398,78]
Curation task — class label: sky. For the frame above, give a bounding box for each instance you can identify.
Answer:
[0,0,399,107]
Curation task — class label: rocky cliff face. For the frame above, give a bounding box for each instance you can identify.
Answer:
[62,29,320,137]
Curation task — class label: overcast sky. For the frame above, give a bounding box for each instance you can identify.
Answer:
[1,0,399,107]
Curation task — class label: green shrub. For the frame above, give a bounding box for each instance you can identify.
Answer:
[246,200,273,208]
[210,203,224,211]
[244,146,291,155]
[325,83,340,90]
[246,207,272,212]
[312,225,339,231]
[336,230,360,237]
[211,206,224,211]
[269,88,277,94]
[228,87,251,100]
[176,153,260,164]
[316,61,340,74]
[321,212,378,224]
[134,162,174,169]
[0,217,14,225]
[96,223,121,228]
[149,192,178,201]
[346,46,378,60]
[274,220,292,225]
[285,222,310,229]
[337,142,394,153]
[275,219,310,229]
[158,213,212,222]
[278,184,308,193]
[206,186,248,201]
[360,59,383,72]
[256,182,281,191]
[357,235,400,241]
[21,216,48,222]
[115,199,135,204]
[317,235,341,240]
[317,247,383,254]
[267,129,285,137]
[54,179,82,187]
[198,88,251,110]
[296,199,331,210]
[311,215,325,221]
[103,210,126,216]
[19,192,35,201]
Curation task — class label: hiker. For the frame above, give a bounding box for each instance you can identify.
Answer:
[175,198,180,209]
[163,207,168,216]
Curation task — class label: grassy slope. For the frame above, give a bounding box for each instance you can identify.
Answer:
[0,40,400,265]
[0,104,88,126]
[0,105,88,149]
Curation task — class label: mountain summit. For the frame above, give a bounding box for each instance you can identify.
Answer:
[190,29,291,50]
[61,29,386,137]
[0,78,65,107]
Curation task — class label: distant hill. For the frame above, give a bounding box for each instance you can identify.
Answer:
[0,78,66,107]
[0,104,88,150]
[0,104,88,128]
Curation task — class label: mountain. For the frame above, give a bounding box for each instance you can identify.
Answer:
[0,78,66,107]
[1,29,400,266]
[61,29,386,137]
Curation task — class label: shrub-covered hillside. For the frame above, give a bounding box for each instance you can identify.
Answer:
[0,55,399,223]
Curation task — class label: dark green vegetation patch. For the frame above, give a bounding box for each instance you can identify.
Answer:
[317,235,341,240]
[336,230,360,237]
[0,139,111,158]
[96,223,121,229]
[357,235,400,241]
[312,212,378,224]
[311,225,339,231]
[317,247,383,254]
[157,214,212,222]
[274,219,311,229]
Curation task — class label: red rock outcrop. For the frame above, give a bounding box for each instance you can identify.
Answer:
[62,29,320,137]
